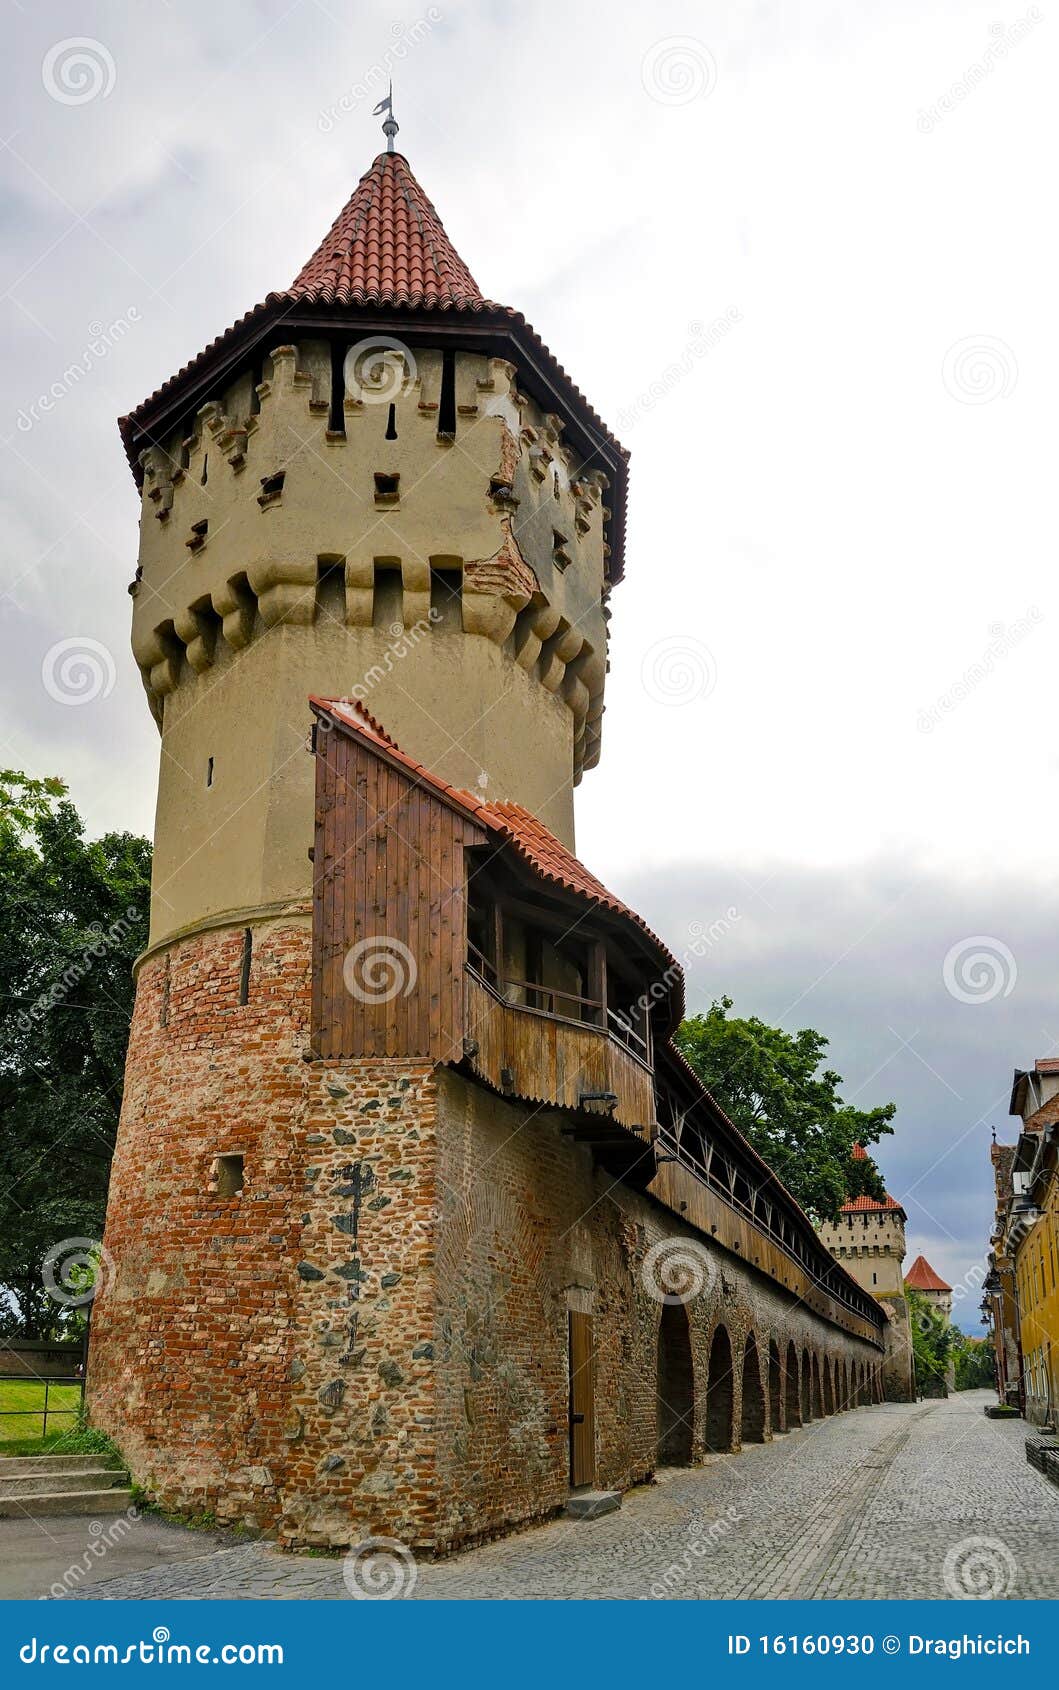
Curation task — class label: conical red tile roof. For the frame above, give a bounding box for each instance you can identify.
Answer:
[290,151,484,310]
[118,142,630,579]
[905,1254,951,1293]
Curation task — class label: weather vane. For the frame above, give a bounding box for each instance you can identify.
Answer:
[373,82,399,153]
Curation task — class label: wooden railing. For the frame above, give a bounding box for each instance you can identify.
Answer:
[463,966,656,1133]
[466,942,649,1059]
[651,1125,885,1346]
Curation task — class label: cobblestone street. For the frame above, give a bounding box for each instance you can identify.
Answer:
[24,1391,1052,1601]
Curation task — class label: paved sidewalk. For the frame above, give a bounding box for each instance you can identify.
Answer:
[5,1391,1053,1601]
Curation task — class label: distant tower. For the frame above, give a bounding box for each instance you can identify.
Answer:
[904,1254,953,1321]
[817,1146,916,1401]
[89,131,627,1528]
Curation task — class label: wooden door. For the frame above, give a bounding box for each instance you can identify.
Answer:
[568,1311,596,1488]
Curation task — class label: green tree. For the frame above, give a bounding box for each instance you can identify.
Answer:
[907,1287,955,1396]
[674,997,895,1221]
[953,1334,995,1391]
[0,772,150,1338]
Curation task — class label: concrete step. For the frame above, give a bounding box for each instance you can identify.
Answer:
[564,1489,621,1521]
[0,1454,123,1479]
[0,1467,129,1500]
[0,1487,135,1520]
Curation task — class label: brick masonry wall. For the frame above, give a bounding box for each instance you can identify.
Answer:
[432,1070,883,1549]
[90,922,884,1555]
[89,921,445,1548]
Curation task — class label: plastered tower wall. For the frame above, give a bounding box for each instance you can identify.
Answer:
[818,1210,907,1298]
[133,341,610,947]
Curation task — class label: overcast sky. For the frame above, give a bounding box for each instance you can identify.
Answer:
[2,1,1054,1330]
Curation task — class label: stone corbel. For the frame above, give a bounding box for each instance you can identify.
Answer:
[247,556,318,627]
[539,621,583,694]
[401,557,432,630]
[214,575,256,651]
[196,400,228,439]
[512,600,560,672]
[174,603,216,675]
[344,556,376,628]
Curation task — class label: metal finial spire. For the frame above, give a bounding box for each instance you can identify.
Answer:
[373,82,399,153]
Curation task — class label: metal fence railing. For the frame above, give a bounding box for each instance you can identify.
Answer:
[0,1372,85,1442]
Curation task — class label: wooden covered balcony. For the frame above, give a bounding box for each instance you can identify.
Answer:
[462,958,656,1137]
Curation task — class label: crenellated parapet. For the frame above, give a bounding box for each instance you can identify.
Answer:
[130,342,610,776]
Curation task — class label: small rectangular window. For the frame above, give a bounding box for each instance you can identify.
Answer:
[429,567,462,631]
[206,756,214,788]
[329,343,346,435]
[238,928,252,1005]
[437,349,456,441]
[213,1154,244,1197]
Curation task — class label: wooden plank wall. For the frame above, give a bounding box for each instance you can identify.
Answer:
[650,1158,884,1348]
[312,724,486,1060]
[464,972,656,1133]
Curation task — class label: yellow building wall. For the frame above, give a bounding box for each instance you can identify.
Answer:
[1015,1177,1059,1425]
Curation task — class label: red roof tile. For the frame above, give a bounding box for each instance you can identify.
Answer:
[839,1192,905,1216]
[311,696,680,1001]
[905,1254,951,1293]
[290,152,483,310]
[851,1142,868,1160]
[117,145,630,580]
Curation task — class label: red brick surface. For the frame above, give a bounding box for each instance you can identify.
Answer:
[92,922,885,1552]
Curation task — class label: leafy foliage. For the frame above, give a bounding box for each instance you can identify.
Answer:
[0,772,150,1338]
[674,996,895,1221]
[907,1287,955,1394]
[953,1334,996,1391]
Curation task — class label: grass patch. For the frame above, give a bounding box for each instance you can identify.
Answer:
[0,1384,124,1462]
[0,1380,80,1447]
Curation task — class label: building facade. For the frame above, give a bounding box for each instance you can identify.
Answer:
[89,132,887,1551]
[987,1060,1059,1424]
[985,1138,1022,1408]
